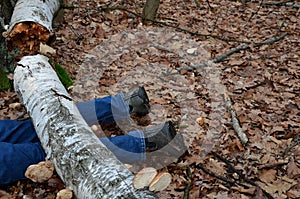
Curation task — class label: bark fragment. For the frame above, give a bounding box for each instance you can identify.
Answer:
[56,189,73,199]
[25,160,54,183]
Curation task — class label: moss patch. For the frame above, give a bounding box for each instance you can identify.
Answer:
[53,61,74,89]
[0,71,11,91]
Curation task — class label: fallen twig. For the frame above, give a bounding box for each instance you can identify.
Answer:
[211,152,255,186]
[256,160,289,169]
[282,135,300,157]
[211,152,275,199]
[176,33,288,71]
[95,6,251,44]
[196,162,251,189]
[253,32,288,47]
[212,45,250,63]
[262,1,300,8]
[183,166,192,199]
[224,91,248,146]
[197,163,236,186]
[232,81,267,94]
[247,0,263,22]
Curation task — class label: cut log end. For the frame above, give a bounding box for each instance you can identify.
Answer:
[132,167,158,190]
[133,167,172,192]
[149,172,172,192]
[7,22,50,54]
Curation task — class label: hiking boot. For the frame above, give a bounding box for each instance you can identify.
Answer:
[144,121,177,151]
[124,86,150,116]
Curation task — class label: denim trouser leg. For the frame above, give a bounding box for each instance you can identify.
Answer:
[0,132,145,186]
[100,130,146,163]
[0,142,46,186]
[76,94,130,126]
[0,120,40,143]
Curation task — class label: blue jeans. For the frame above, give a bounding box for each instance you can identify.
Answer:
[0,94,146,186]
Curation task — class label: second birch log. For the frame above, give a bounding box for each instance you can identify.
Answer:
[6,0,60,53]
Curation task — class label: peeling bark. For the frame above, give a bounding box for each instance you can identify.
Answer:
[14,54,158,199]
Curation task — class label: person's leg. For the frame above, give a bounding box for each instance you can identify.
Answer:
[0,88,148,143]
[0,120,39,144]
[0,133,145,186]
[99,130,146,163]
[0,94,131,144]
[77,87,150,126]
[76,94,130,126]
[0,121,181,186]
[0,142,46,186]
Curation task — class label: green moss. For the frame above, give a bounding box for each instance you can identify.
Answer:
[53,62,74,89]
[0,71,11,91]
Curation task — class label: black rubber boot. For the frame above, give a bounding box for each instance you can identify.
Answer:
[144,121,177,151]
[124,86,151,116]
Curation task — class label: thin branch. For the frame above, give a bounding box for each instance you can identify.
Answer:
[176,32,287,71]
[232,81,267,94]
[212,45,250,63]
[196,162,251,189]
[183,166,192,199]
[282,135,300,157]
[211,152,275,199]
[262,1,300,8]
[224,91,249,146]
[211,152,254,185]
[97,6,251,44]
[247,0,264,22]
[196,163,236,186]
[257,161,289,169]
[253,32,288,47]
[214,32,288,62]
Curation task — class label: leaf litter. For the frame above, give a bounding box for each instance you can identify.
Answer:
[1,0,300,198]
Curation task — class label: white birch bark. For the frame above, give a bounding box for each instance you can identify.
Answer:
[8,0,60,33]
[14,54,158,199]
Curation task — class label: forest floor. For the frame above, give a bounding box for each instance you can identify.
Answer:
[0,0,299,198]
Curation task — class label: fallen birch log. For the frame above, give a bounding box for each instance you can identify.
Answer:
[14,54,158,199]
